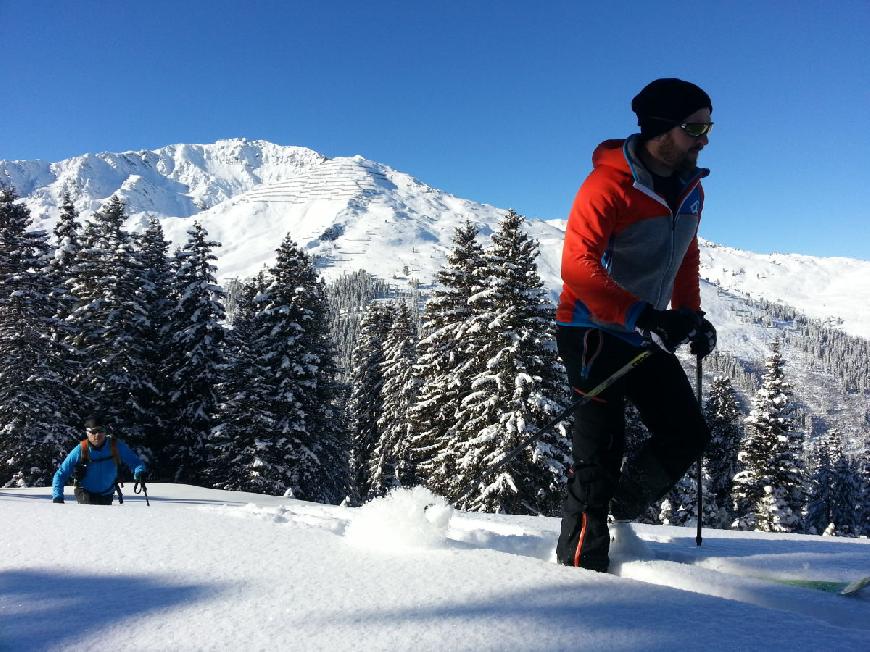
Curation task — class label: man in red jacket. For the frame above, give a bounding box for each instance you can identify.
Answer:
[554,78,717,572]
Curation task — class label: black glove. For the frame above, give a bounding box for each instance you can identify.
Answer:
[690,313,717,358]
[134,469,147,483]
[52,496,64,504]
[636,305,698,353]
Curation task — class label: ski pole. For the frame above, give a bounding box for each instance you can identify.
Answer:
[457,349,652,509]
[134,479,150,507]
[695,353,703,547]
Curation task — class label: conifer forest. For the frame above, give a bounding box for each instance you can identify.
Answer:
[0,189,867,536]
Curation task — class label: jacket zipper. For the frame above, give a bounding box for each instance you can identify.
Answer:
[655,175,702,306]
[656,209,677,307]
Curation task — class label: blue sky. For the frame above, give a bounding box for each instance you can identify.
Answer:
[3,1,869,259]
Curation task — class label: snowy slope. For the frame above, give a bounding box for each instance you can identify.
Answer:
[156,154,565,291]
[2,484,868,651]
[699,239,870,339]
[3,139,868,339]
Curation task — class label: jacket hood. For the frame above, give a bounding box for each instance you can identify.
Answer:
[591,139,631,175]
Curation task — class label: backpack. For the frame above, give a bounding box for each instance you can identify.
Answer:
[79,436,121,467]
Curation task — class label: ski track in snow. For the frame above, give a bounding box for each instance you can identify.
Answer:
[2,485,868,651]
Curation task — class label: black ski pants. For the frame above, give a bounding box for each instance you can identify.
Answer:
[74,487,114,505]
[554,326,709,571]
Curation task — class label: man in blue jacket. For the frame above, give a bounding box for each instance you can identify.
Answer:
[52,414,147,505]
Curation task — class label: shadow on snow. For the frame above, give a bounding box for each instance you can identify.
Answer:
[0,568,227,650]
[299,581,869,650]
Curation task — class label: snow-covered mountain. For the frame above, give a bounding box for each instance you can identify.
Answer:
[3,484,869,650]
[3,139,326,219]
[2,138,561,295]
[698,240,870,340]
[5,138,868,339]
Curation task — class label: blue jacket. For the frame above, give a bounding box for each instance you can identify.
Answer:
[52,437,147,501]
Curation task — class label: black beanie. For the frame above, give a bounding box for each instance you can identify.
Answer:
[631,78,712,140]
[83,414,106,429]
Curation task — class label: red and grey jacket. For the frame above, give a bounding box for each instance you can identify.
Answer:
[556,135,708,344]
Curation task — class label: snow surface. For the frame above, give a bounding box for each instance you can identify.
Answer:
[2,484,868,651]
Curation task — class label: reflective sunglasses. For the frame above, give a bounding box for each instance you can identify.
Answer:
[679,122,714,137]
[648,116,714,138]
[86,427,105,435]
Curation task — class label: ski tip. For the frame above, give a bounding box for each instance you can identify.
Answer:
[840,576,870,596]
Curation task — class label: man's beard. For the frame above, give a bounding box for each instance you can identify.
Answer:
[659,133,699,172]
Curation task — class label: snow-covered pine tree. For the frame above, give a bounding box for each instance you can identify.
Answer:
[804,432,835,535]
[756,485,797,533]
[452,210,572,515]
[703,376,743,527]
[813,427,867,538]
[348,301,393,503]
[45,189,84,413]
[0,188,79,486]
[369,300,419,496]
[325,270,397,383]
[658,375,743,529]
[827,430,863,536]
[658,467,714,527]
[244,234,345,502]
[223,277,249,327]
[208,274,277,492]
[66,196,155,457]
[163,222,226,483]
[48,191,82,325]
[406,220,487,497]
[731,340,803,532]
[133,217,175,477]
[860,456,870,537]
[298,273,347,505]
